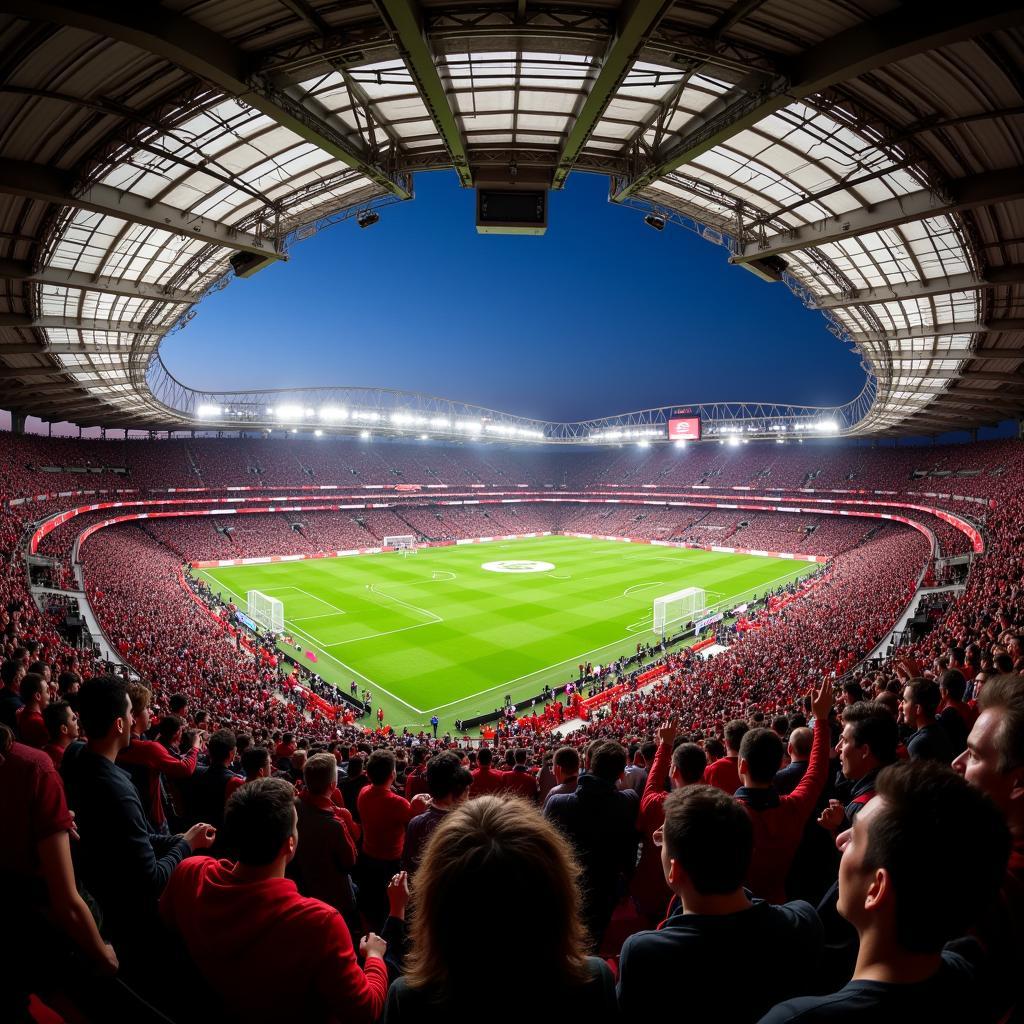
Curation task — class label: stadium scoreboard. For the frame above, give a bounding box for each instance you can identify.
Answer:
[668,414,701,441]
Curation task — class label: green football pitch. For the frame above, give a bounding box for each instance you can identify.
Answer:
[194,536,818,731]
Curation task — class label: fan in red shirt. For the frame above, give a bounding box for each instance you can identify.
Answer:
[469,747,506,796]
[357,749,430,928]
[161,777,387,1024]
[116,683,198,832]
[41,700,79,769]
[15,672,49,748]
[224,745,275,804]
[502,748,539,802]
[703,718,748,794]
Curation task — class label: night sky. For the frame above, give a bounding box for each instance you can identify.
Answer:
[161,170,866,423]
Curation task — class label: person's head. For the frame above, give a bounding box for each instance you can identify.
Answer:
[837,702,899,781]
[660,784,753,899]
[590,740,627,784]
[77,675,132,749]
[874,691,899,719]
[836,761,1009,952]
[787,726,813,763]
[477,747,493,768]
[56,670,81,697]
[19,672,48,709]
[43,700,78,747]
[513,747,528,766]
[208,729,236,766]
[939,668,967,703]
[157,714,183,747]
[639,740,657,767]
[0,660,24,692]
[901,678,940,730]
[291,748,307,774]
[223,777,298,868]
[127,682,152,733]
[953,674,1024,821]
[703,736,726,762]
[168,693,188,717]
[426,752,472,805]
[241,746,271,780]
[552,746,579,784]
[842,681,865,706]
[670,742,708,787]
[738,728,785,786]
[723,719,749,756]
[366,749,396,786]
[346,753,364,778]
[303,752,338,797]
[405,796,590,993]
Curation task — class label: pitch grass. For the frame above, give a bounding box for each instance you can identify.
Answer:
[195,536,818,732]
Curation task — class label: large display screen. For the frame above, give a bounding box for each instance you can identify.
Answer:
[668,416,701,440]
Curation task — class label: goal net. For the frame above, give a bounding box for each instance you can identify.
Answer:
[383,534,416,555]
[247,590,284,633]
[652,586,706,637]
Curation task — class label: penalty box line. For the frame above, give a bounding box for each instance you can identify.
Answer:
[201,571,425,715]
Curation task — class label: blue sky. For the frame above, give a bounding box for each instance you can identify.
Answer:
[162,170,865,423]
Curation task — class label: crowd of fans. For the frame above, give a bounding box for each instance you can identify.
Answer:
[1,431,1022,1022]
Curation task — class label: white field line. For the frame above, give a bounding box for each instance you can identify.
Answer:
[367,583,443,623]
[426,560,818,715]
[322,620,435,648]
[200,571,424,714]
[623,581,665,596]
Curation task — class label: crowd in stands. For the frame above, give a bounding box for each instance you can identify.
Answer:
[2,430,1023,1022]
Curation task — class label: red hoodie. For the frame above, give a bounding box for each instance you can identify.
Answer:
[160,857,387,1023]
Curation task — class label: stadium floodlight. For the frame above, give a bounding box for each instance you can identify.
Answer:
[360,429,371,439]
[776,438,786,444]
[727,436,741,447]
[314,429,323,437]
[644,214,666,231]
[419,433,429,440]
[275,404,304,420]
[674,439,686,449]
[319,407,348,421]
[637,440,649,448]
[356,210,380,229]
[196,404,221,418]
[430,417,450,429]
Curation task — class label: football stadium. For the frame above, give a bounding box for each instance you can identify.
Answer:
[1,3,1023,1022]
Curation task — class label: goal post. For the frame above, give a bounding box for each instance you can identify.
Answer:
[247,590,284,633]
[652,586,706,637]
[383,534,417,555]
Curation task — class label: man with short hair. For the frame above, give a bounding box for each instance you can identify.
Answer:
[289,752,359,926]
[116,682,199,833]
[704,719,748,794]
[0,660,26,730]
[61,676,216,974]
[543,746,581,805]
[469,746,506,797]
[619,785,822,1022]
[16,672,49,748]
[42,700,79,769]
[759,761,1010,1021]
[183,728,239,834]
[952,673,1024,1021]
[621,742,655,795]
[734,683,832,904]
[545,740,640,945]
[161,777,388,1023]
[774,727,813,795]
[225,745,272,803]
[403,752,472,873]
[901,677,954,763]
[357,750,430,928]
[502,747,539,802]
[938,669,975,756]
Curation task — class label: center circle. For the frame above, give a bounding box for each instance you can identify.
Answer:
[481,559,556,573]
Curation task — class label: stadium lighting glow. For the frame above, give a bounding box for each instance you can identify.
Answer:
[727,436,741,447]
[196,404,221,418]
[419,433,429,440]
[359,430,370,440]
[319,407,348,421]
[274,404,304,420]
[637,440,649,448]
[674,439,686,449]
[314,429,323,437]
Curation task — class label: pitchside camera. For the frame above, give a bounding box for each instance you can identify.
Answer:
[356,210,380,229]
[644,214,666,231]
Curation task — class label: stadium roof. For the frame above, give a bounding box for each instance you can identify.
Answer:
[0,0,1023,439]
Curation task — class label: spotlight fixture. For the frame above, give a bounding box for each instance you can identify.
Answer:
[356,210,380,229]
[644,214,666,231]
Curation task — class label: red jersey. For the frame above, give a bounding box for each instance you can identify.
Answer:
[15,707,48,748]
[160,857,386,1023]
[469,765,507,797]
[704,756,741,795]
[117,736,198,829]
[357,784,415,860]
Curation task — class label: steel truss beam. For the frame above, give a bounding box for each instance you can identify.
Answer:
[373,0,472,187]
[813,264,1024,308]
[612,2,1024,201]
[915,370,1024,385]
[732,169,1024,263]
[3,0,412,200]
[0,159,281,258]
[0,258,201,303]
[855,319,1024,343]
[887,348,1024,362]
[0,313,166,333]
[0,344,133,355]
[551,0,673,189]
